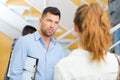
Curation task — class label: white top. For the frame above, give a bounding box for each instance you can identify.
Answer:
[54,48,119,80]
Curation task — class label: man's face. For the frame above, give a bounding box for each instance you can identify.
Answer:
[40,12,60,37]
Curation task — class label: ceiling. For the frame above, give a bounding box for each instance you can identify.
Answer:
[0,0,108,55]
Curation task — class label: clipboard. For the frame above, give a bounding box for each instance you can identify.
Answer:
[22,56,38,80]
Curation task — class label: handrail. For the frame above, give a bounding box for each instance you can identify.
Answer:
[110,40,120,50]
[110,23,120,50]
[110,23,120,33]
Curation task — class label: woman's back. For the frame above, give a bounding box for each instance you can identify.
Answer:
[54,49,118,80]
[54,3,117,80]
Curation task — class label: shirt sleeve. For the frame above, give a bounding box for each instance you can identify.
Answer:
[54,64,65,80]
[9,37,28,80]
[54,61,74,80]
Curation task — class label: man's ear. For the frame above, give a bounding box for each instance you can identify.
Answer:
[39,18,43,24]
[74,24,78,32]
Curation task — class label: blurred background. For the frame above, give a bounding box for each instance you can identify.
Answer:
[0,0,108,79]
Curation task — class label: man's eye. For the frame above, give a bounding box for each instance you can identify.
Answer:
[47,20,52,22]
[55,22,59,24]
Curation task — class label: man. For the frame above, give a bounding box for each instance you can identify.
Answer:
[9,7,64,80]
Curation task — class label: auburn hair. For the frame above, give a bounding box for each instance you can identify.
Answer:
[74,3,111,62]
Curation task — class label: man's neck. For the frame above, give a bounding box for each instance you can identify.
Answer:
[42,35,50,43]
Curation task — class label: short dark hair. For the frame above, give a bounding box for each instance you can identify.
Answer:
[22,25,37,36]
[42,6,61,19]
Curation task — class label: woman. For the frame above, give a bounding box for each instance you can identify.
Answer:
[54,3,118,80]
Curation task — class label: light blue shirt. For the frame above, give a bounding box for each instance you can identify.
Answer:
[9,31,64,80]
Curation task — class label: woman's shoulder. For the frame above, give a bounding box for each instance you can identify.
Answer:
[105,52,117,61]
[104,52,119,67]
[56,48,90,67]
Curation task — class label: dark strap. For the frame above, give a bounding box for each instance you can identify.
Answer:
[114,54,120,80]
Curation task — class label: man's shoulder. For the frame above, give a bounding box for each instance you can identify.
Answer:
[16,34,34,44]
[54,42,63,48]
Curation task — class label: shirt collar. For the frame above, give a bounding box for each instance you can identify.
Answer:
[70,48,90,56]
[34,31,56,45]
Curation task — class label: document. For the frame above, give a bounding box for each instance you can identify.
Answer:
[22,56,38,80]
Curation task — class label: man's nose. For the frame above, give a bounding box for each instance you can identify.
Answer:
[50,22,55,28]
